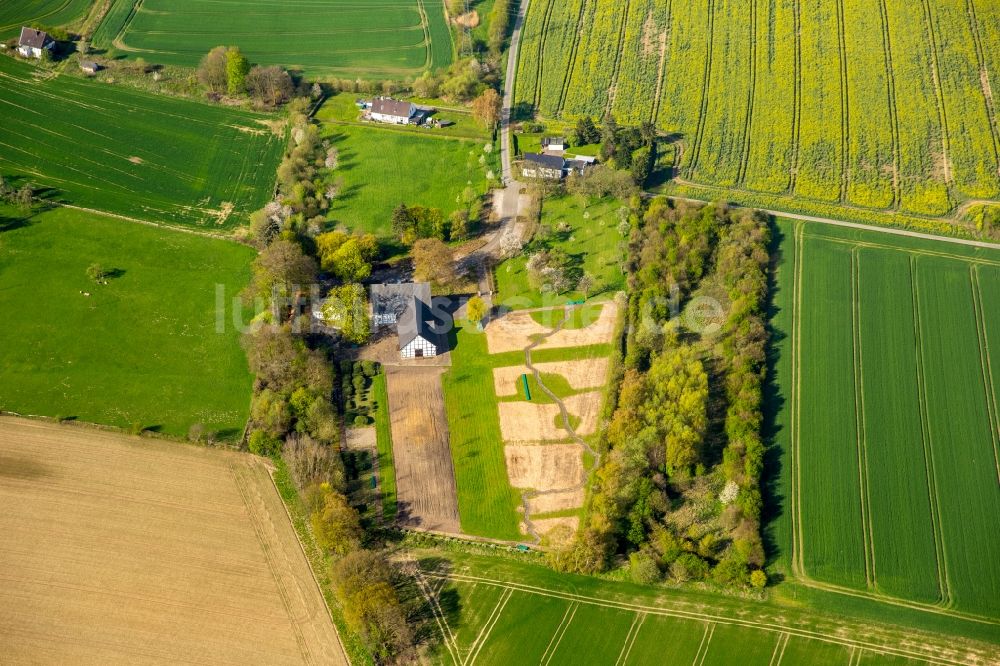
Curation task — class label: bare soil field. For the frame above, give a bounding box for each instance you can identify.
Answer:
[527,488,585,514]
[384,367,461,533]
[504,444,585,491]
[497,390,602,442]
[492,358,610,396]
[484,301,619,353]
[0,417,346,665]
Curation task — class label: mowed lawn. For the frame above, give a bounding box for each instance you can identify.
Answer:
[320,123,495,236]
[0,56,283,228]
[0,206,255,439]
[0,0,91,38]
[494,194,627,309]
[93,0,453,78]
[770,218,1000,618]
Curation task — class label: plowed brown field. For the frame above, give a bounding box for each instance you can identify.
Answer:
[0,417,346,665]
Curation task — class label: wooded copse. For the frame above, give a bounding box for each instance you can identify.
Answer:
[551,200,771,591]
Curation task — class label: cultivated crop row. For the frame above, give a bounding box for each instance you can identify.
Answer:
[742,0,797,194]
[562,0,623,117]
[609,0,671,126]
[690,0,752,187]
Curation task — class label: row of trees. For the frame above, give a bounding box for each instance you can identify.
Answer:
[550,201,770,591]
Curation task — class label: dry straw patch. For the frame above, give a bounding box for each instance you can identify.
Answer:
[527,488,585,514]
[492,358,610,396]
[538,301,619,350]
[562,391,602,436]
[533,516,580,545]
[497,402,566,441]
[504,444,585,491]
[484,301,619,353]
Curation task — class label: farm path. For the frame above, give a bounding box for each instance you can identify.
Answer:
[519,305,601,544]
[664,191,1000,251]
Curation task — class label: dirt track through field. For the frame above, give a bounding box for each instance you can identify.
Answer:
[385,367,461,534]
[0,417,346,665]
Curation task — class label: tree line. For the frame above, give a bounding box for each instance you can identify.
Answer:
[550,201,771,592]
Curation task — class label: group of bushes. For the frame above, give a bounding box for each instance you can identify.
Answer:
[196,45,305,107]
[339,360,379,426]
[550,200,770,591]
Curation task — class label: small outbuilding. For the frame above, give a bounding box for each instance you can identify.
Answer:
[17,27,55,59]
[541,136,567,152]
[79,60,100,75]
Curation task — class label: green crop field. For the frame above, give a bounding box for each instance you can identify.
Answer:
[0,205,255,438]
[91,0,453,79]
[515,0,1000,219]
[770,218,1000,619]
[416,550,977,665]
[0,56,282,229]
[316,119,496,236]
[494,194,627,308]
[0,0,92,38]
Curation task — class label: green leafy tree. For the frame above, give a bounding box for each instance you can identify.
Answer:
[466,295,488,326]
[311,484,363,556]
[226,47,250,95]
[321,283,371,344]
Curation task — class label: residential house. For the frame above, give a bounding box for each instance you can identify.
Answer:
[521,152,567,180]
[370,97,417,125]
[17,27,55,59]
[371,282,450,359]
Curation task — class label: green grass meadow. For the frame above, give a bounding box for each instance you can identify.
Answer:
[319,122,495,236]
[0,0,92,38]
[0,205,255,438]
[372,370,397,520]
[418,549,981,665]
[769,218,1000,618]
[0,55,283,229]
[494,194,627,308]
[92,0,453,79]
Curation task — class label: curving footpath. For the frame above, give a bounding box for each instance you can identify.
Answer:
[518,306,601,544]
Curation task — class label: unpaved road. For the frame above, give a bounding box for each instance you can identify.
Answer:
[0,417,347,665]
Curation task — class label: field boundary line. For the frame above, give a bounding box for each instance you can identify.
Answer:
[920,0,955,194]
[540,601,578,665]
[877,0,902,209]
[768,632,790,666]
[692,623,715,666]
[468,586,513,665]
[970,265,1000,485]
[555,0,588,116]
[800,232,1000,268]
[789,0,803,193]
[963,0,1000,180]
[465,586,513,664]
[230,461,313,663]
[415,0,433,71]
[848,646,860,666]
[615,612,645,666]
[649,0,673,123]
[603,0,633,117]
[790,222,806,578]
[850,248,876,590]
[736,0,758,187]
[415,571,462,665]
[909,257,952,606]
[686,0,716,177]
[835,0,850,203]
[426,571,998,661]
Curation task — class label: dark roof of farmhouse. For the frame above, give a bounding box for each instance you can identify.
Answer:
[371,282,432,319]
[371,97,413,118]
[19,27,53,49]
[524,152,566,170]
[397,296,440,349]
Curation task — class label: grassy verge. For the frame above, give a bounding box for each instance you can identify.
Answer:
[372,371,398,521]
[441,322,523,541]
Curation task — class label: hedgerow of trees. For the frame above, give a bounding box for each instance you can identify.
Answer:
[550,201,771,592]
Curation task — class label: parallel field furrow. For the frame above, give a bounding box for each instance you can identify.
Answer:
[685,0,717,176]
[743,0,797,194]
[656,0,712,160]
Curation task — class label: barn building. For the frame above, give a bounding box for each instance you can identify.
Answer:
[17,28,55,59]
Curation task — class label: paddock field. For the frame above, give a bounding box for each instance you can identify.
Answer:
[0,55,283,228]
[92,0,453,79]
[0,0,92,38]
[770,218,1000,620]
[0,416,347,664]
